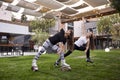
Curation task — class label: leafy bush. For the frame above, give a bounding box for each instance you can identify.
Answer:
[30,18,55,45]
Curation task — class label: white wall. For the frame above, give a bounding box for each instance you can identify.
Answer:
[74,21,83,37]
[0,9,12,21]
[64,20,98,37]
[84,21,98,34]
[0,22,30,35]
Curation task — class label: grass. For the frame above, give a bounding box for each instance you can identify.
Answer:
[0,49,120,80]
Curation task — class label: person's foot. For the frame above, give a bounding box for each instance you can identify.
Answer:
[31,66,38,71]
[86,59,93,63]
[61,60,70,67]
[61,62,70,67]
[32,59,38,71]
[61,60,71,71]
[61,65,71,71]
[54,61,60,67]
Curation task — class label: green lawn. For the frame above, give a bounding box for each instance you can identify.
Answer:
[0,49,120,80]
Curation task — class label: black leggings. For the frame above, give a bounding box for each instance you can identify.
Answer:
[64,44,90,58]
[57,44,90,62]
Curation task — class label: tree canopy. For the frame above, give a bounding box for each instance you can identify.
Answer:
[30,18,55,45]
[110,0,120,13]
[97,13,120,40]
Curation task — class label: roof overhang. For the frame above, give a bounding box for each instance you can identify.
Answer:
[0,0,116,22]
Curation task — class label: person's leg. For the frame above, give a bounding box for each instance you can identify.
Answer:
[86,49,93,63]
[55,50,72,66]
[32,46,46,71]
[64,50,73,57]
[31,39,51,71]
[54,44,80,66]
[86,48,90,59]
[60,52,70,67]
[52,45,72,67]
[77,46,93,63]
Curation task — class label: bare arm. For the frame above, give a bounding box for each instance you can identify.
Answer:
[85,39,90,53]
[58,42,65,54]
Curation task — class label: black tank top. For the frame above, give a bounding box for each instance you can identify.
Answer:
[48,29,66,45]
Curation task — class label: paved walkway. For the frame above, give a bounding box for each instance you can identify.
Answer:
[0,52,37,57]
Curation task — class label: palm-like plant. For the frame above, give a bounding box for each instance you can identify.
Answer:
[30,18,55,32]
[31,29,49,45]
[30,18,55,45]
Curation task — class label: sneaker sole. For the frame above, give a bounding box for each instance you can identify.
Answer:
[31,66,38,71]
[61,66,71,71]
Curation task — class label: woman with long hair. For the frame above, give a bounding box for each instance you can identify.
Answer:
[54,29,95,66]
[31,26,74,71]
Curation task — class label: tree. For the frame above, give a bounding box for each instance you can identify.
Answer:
[110,0,120,13]
[31,29,49,45]
[30,18,55,45]
[97,13,120,40]
[30,18,55,32]
[111,23,120,40]
[109,14,120,40]
[97,16,111,35]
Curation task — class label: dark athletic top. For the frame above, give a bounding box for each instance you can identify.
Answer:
[48,29,66,45]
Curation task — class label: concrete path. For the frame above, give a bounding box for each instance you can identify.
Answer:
[0,51,37,57]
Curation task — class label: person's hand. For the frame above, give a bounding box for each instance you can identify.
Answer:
[57,49,63,55]
[84,50,87,54]
[57,50,61,55]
